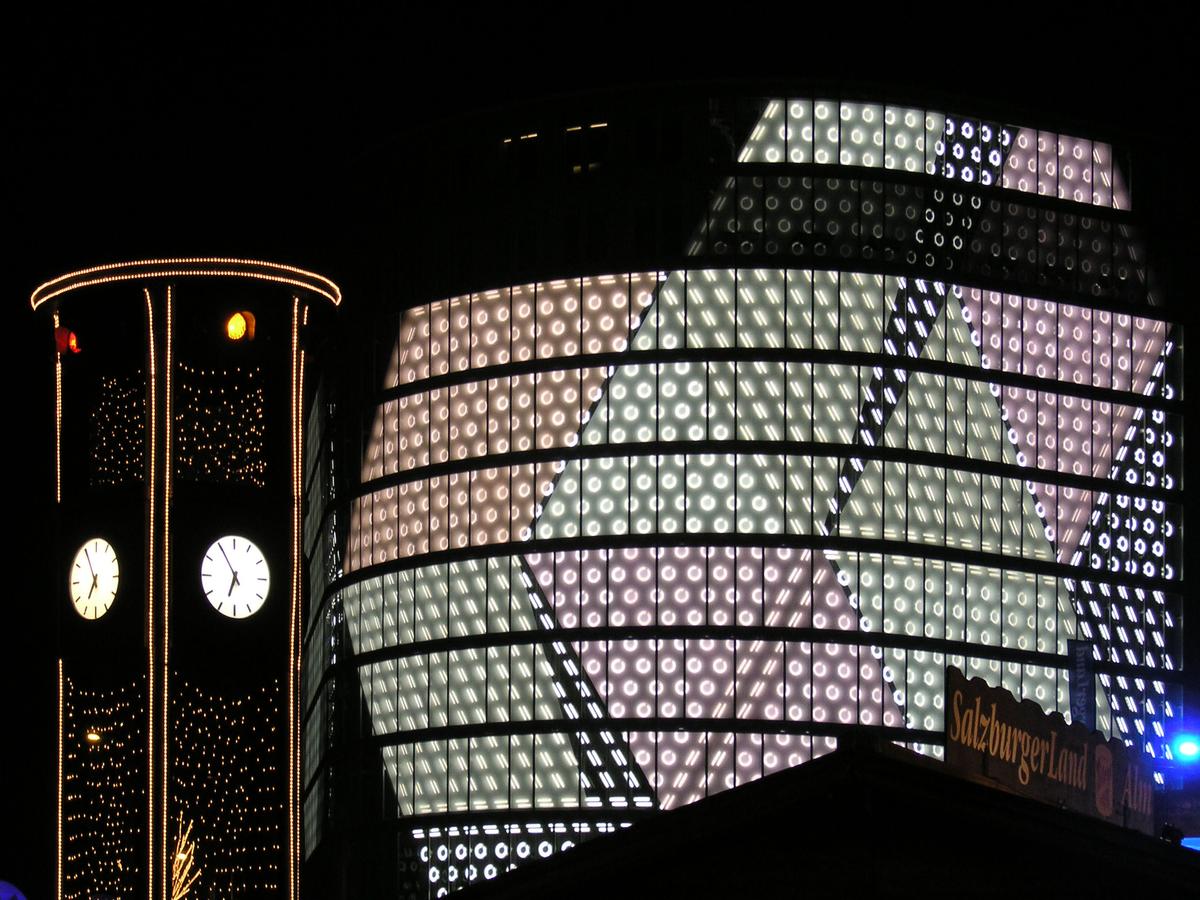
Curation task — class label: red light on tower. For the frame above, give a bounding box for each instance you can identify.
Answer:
[54,326,81,354]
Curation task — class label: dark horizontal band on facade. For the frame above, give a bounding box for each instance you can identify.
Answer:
[360,717,943,752]
[341,624,1132,677]
[352,437,1182,508]
[725,161,1141,223]
[382,214,1163,319]
[312,534,1182,642]
[376,347,1182,417]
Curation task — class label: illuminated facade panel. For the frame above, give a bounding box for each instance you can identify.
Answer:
[738,98,1128,208]
[302,94,1182,895]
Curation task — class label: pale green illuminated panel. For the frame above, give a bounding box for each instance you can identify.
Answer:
[735,362,785,441]
[785,454,841,535]
[837,273,885,353]
[344,562,586,817]
[828,554,1079,733]
[684,270,737,349]
[785,100,813,164]
[708,362,737,440]
[576,457,629,537]
[829,289,1109,734]
[641,271,683,349]
[736,269,786,348]
[838,102,885,167]
[539,270,894,543]
[737,97,943,175]
[395,656,428,732]
[469,734,516,810]
[784,271,815,348]
[813,100,839,164]
[812,271,840,350]
[446,649,487,726]
[627,455,658,534]
[739,99,790,163]
[885,107,942,174]
[737,454,786,534]
[809,364,860,446]
[656,454,687,533]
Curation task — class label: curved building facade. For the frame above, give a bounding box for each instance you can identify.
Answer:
[301,89,1183,896]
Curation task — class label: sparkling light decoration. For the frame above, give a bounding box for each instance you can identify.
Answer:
[169,816,200,900]
[90,372,145,486]
[61,675,145,900]
[171,678,284,896]
[174,363,266,487]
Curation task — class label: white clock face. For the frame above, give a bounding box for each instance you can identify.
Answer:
[70,538,119,620]
[201,535,270,619]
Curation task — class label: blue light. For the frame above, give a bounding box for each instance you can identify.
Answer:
[1171,734,1200,762]
[1182,837,1200,853]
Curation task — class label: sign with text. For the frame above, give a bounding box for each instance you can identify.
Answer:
[944,666,1155,835]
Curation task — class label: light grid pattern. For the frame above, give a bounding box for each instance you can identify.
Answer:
[303,98,1181,894]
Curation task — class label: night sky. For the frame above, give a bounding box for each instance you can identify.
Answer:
[5,8,1195,895]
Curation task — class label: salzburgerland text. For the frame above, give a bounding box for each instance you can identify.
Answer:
[944,666,1154,834]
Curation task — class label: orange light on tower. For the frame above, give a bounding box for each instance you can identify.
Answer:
[226,311,256,341]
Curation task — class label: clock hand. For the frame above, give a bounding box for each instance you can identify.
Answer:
[218,543,235,572]
[84,549,95,577]
[88,574,98,598]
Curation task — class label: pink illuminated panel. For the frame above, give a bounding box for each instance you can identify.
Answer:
[528,546,903,808]
[961,290,1167,559]
[350,275,658,569]
[1002,129,1130,208]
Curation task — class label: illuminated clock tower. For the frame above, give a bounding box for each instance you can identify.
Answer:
[34,259,340,900]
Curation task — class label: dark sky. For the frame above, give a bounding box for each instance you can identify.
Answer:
[3,7,1195,895]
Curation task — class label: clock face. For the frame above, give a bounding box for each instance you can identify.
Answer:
[201,535,270,619]
[70,538,119,620]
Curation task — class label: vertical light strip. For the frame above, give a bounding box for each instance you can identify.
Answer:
[296,341,306,880]
[57,658,63,900]
[143,286,157,900]
[53,312,62,504]
[162,285,173,900]
[288,296,300,900]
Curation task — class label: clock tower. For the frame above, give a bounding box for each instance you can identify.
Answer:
[34,259,339,900]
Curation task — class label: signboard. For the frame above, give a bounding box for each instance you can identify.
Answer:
[944,666,1155,835]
